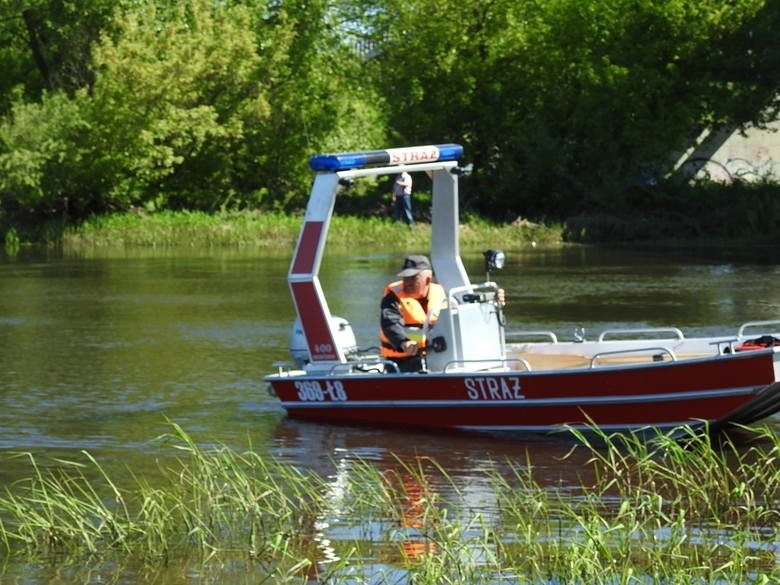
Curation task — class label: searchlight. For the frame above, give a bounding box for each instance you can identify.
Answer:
[483,249,506,273]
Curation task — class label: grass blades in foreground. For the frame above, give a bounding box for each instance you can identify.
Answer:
[0,423,777,584]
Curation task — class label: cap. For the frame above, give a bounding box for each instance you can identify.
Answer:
[397,254,432,277]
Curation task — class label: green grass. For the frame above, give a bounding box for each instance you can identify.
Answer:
[0,423,777,583]
[61,210,305,249]
[53,210,563,250]
[0,422,328,576]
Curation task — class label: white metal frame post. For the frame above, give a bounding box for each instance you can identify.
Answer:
[288,146,469,366]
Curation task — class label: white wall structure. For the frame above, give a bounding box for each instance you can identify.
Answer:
[671,119,779,183]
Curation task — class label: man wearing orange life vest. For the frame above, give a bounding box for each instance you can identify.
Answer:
[380,254,446,373]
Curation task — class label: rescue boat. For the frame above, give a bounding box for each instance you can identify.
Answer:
[265,144,780,434]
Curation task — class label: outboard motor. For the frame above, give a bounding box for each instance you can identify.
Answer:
[289,316,358,368]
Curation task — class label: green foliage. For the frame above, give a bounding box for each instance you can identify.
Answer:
[364,0,778,219]
[0,423,328,566]
[0,0,134,111]
[0,0,387,218]
[86,0,271,211]
[62,210,304,248]
[0,92,90,213]
[0,0,777,228]
[564,181,780,243]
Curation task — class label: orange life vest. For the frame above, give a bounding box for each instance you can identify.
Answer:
[380,281,446,359]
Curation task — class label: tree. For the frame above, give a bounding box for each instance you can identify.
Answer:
[1,0,776,222]
[362,0,779,219]
[0,91,89,214]
[239,0,388,210]
[0,0,388,217]
[0,0,136,113]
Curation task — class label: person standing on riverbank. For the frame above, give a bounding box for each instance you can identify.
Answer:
[392,171,414,228]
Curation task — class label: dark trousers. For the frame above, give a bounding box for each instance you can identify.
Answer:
[391,355,424,373]
[394,195,414,226]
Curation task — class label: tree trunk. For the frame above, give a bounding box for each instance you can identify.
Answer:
[21,9,52,89]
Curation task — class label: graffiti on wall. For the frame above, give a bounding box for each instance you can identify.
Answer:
[682,146,777,184]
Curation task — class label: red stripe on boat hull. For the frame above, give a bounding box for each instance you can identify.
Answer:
[280,393,753,430]
[268,351,778,432]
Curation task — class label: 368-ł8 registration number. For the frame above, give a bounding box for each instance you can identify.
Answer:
[295,380,348,401]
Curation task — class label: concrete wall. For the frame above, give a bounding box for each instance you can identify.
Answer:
[672,119,779,183]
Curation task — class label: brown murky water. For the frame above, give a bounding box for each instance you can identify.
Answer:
[1,243,778,583]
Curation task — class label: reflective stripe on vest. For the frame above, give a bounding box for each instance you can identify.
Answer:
[380,281,446,359]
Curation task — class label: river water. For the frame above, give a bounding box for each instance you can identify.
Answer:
[0,243,778,583]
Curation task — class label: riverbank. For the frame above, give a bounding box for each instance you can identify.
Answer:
[2,210,564,251]
[4,208,780,257]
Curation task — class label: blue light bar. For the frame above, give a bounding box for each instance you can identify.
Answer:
[309,144,463,172]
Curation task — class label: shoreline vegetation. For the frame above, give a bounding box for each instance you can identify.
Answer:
[3,209,780,254]
[0,423,777,583]
[2,210,564,251]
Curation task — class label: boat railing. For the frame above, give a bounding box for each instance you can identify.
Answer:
[737,320,780,339]
[443,358,532,373]
[590,347,677,368]
[447,283,502,306]
[598,327,685,342]
[328,359,399,375]
[272,361,303,375]
[505,330,559,343]
[711,339,739,354]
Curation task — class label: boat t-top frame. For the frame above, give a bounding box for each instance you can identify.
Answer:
[289,144,504,372]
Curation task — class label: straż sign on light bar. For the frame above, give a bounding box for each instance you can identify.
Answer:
[386,145,441,164]
[309,143,463,172]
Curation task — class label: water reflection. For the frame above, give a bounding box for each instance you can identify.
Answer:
[271,418,779,584]
[271,418,591,487]
[271,419,601,581]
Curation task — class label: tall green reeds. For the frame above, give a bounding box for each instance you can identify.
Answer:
[0,422,328,579]
[509,424,780,584]
[0,423,777,584]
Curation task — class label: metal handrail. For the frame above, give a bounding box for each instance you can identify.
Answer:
[590,347,677,368]
[598,327,685,342]
[737,320,780,339]
[272,361,298,375]
[505,330,559,343]
[443,358,532,373]
[328,359,398,375]
[447,283,500,306]
[710,338,738,354]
